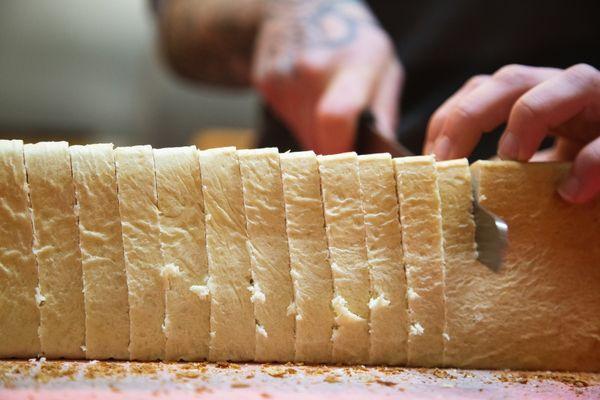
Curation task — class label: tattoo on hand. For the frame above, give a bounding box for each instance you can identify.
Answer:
[267,0,377,50]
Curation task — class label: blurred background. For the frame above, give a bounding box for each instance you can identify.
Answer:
[0,0,258,148]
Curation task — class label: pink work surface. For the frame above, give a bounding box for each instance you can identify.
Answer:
[1,360,598,399]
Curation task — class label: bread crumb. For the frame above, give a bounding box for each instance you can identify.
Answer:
[34,287,46,306]
[256,324,268,338]
[368,294,391,310]
[189,285,210,299]
[409,323,424,336]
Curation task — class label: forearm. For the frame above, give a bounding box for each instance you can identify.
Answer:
[156,0,264,88]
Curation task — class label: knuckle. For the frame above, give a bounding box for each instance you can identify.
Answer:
[565,63,600,89]
[493,64,532,85]
[453,99,480,123]
[465,74,489,88]
[513,96,541,120]
[567,63,598,78]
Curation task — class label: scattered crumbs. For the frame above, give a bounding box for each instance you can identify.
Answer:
[229,363,241,370]
[375,379,396,387]
[231,382,250,388]
[432,369,455,379]
[246,374,255,379]
[109,384,121,393]
[324,375,341,383]
[128,362,158,376]
[264,366,287,378]
[195,386,211,394]
[175,370,200,379]
[216,362,230,369]
[286,368,297,375]
[260,393,272,398]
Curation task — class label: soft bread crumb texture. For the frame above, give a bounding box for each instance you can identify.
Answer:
[238,148,295,363]
[358,153,408,366]
[24,141,85,359]
[154,146,210,361]
[115,145,166,361]
[198,147,255,362]
[280,151,334,364]
[70,143,130,360]
[0,140,40,358]
[319,152,371,365]
[394,155,445,367]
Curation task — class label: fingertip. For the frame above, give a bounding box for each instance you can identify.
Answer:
[558,175,583,203]
[558,138,600,204]
[497,131,521,160]
[432,136,452,160]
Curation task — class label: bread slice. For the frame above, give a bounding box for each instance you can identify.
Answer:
[280,151,334,364]
[446,160,600,372]
[70,144,130,360]
[393,155,444,367]
[238,148,295,362]
[318,152,371,364]
[154,146,210,361]
[114,145,166,361]
[0,140,40,358]
[435,159,477,367]
[198,147,255,362]
[358,154,408,366]
[23,141,85,359]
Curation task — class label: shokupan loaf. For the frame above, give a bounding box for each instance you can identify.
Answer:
[358,154,408,366]
[393,155,445,367]
[280,151,334,364]
[238,148,295,363]
[154,146,210,361]
[198,147,255,362]
[1,141,600,371]
[70,144,130,360]
[318,152,371,365]
[444,160,599,372]
[0,140,40,358]
[115,145,166,361]
[24,141,85,359]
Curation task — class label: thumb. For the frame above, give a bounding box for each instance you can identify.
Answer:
[558,136,600,203]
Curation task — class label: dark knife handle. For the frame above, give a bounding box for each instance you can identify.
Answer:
[355,110,413,157]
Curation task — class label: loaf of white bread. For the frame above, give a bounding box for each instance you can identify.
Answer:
[0,139,598,372]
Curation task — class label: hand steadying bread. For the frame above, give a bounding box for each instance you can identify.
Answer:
[0,140,598,372]
[425,64,600,204]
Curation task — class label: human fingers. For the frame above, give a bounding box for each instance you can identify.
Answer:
[430,65,561,160]
[423,74,490,154]
[558,136,600,203]
[499,64,600,161]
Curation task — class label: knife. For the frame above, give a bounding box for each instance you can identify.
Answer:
[355,110,508,271]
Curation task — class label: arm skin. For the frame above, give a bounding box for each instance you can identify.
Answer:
[155,0,264,88]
